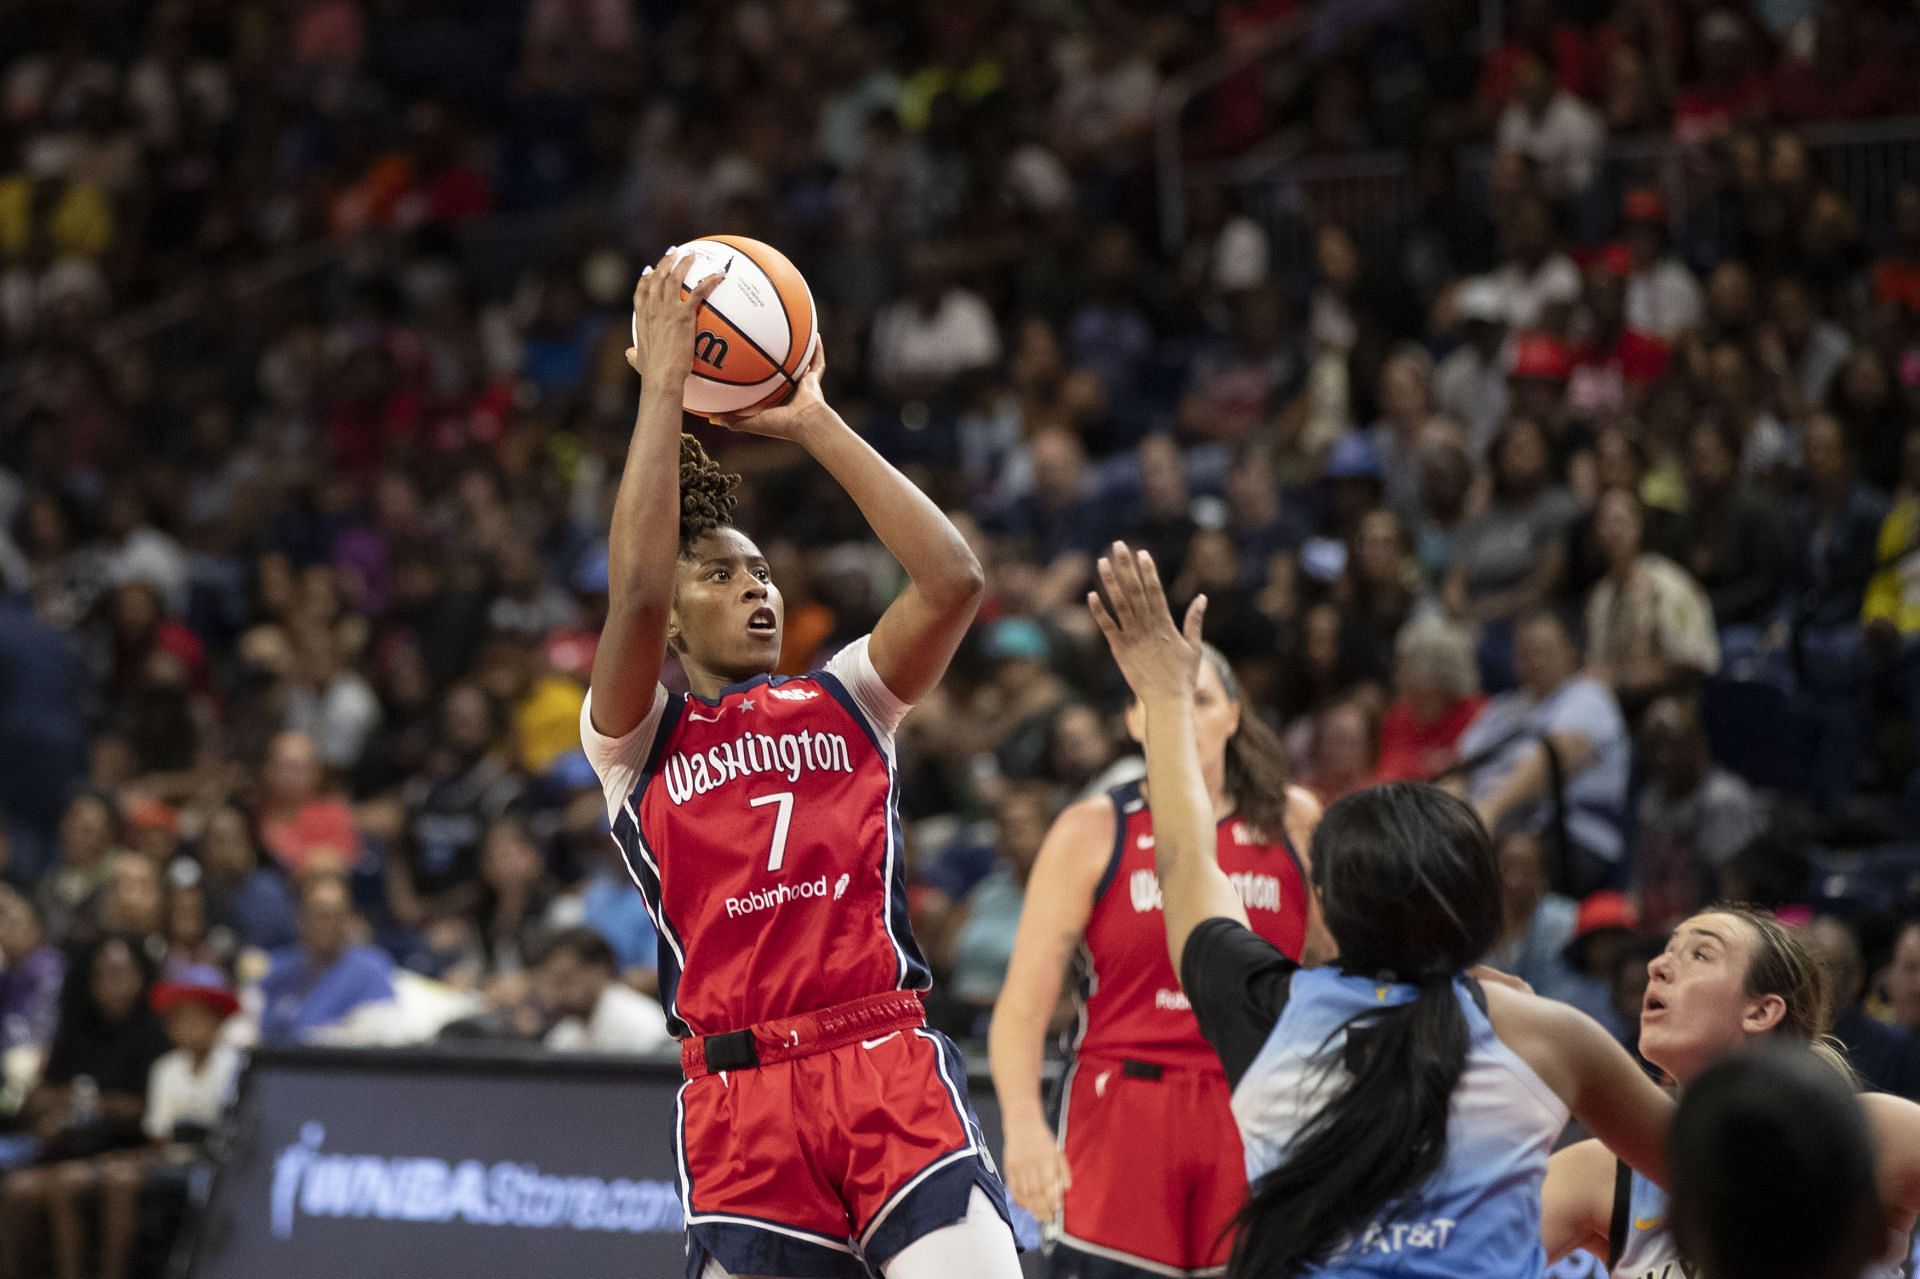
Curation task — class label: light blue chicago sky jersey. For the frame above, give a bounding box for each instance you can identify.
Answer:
[1230,967,1571,1277]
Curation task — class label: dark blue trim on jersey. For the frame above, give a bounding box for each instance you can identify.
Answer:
[1092,782,1142,905]
[638,691,687,781]
[626,691,691,1036]
[682,671,776,708]
[862,1154,1012,1266]
[815,667,934,993]
[685,1220,870,1279]
[1270,824,1309,902]
[611,800,691,1039]
[814,668,884,755]
[1047,1240,1204,1279]
[865,1031,1022,1264]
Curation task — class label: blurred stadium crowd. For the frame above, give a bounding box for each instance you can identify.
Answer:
[7,0,1920,1269]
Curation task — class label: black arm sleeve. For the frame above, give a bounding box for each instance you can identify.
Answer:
[1179,916,1300,1089]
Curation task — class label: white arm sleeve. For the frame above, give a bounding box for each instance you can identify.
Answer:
[822,634,913,739]
[579,684,670,823]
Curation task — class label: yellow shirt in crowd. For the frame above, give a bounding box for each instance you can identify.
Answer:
[1863,497,1920,635]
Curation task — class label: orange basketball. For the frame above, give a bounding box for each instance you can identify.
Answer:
[635,235,819,417]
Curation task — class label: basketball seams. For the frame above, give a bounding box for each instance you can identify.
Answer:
[676,289,783,386]
[691,291,802,391]
[660,235,817,414]
[707,235,815,377]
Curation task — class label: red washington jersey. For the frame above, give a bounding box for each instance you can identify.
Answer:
[581,636,928,1039]
[1073,780,1309,1070]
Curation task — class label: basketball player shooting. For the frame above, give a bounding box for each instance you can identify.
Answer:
[578,253,1023,1279]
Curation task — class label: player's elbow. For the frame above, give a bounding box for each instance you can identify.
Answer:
[926,545,986,612]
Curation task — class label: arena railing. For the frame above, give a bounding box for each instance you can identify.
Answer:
[1162,114,1920,267]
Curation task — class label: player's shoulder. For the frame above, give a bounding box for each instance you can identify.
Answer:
[1031,792,1123,891]
[1547,1135,1615,1182]
[1057,790,1124,838]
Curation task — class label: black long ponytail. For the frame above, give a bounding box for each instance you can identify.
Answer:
[1228,784,1501,1279]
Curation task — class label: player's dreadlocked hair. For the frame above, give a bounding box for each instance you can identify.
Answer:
[678,433,740,551]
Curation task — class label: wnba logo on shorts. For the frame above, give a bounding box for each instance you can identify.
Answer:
[694,331,730,368]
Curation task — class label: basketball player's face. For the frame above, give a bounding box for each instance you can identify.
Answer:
[1640,913,1780,1085]
[1125,659,1240,764]
[673,528,784,685]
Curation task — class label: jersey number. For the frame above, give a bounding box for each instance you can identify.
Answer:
[749,792,795,872]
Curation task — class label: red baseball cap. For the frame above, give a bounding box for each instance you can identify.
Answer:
[1508,333,1573,382]
[152,980,240,1021]
[1563,890,1640,969]
[1573,890,1639,941]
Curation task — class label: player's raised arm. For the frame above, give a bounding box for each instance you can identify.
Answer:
[711,341,984,703]
[1088,542,1248,965]
[589,254,725,737]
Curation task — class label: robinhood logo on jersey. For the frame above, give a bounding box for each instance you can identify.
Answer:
[726,876,834,919]
[268,1124,682,1241]
[662,729,853,803]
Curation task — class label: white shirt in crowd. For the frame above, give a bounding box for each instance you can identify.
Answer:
[545,982,671,1055]
[1488,254,1582,330]
[869,288,1001,395]
[1197,215,1271,294]
[144,1044,242,1142]
[1626,260,1705,340]
[1496,93,1607,195]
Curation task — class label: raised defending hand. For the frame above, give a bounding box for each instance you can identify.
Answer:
[1087,541,1205,704]
[708,336,829,440]
[626,250,726,380]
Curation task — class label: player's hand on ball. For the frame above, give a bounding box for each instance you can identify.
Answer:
[708,337,829,440]
[1089,542,1204,703]
[627,250,725,381]
[1002,1119,1071,1224]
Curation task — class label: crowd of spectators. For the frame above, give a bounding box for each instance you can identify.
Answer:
[7,0,1920,1268]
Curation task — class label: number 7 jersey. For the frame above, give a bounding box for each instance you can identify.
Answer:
[580,636,930,1039]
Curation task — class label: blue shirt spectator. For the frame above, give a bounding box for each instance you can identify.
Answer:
[0,886,64,1054]
[1460,612,1630,895]
[579,868,659,978]
[198,806,298,953]
[0,598,88,878]
[258,877,395,1044]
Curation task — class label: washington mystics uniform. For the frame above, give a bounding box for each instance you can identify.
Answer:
[581,637,1011,1279]
[1054,781,1310,1277]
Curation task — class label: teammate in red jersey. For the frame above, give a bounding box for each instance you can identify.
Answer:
[580,255,1019,1279]
[988,639,1324,1278]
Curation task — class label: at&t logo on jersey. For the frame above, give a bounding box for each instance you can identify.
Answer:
[1128,869,1283,914]
[662,728,853,803]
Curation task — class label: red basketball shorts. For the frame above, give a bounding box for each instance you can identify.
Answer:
[1053,1055,1246,1278]
[675,993,1014,1279]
